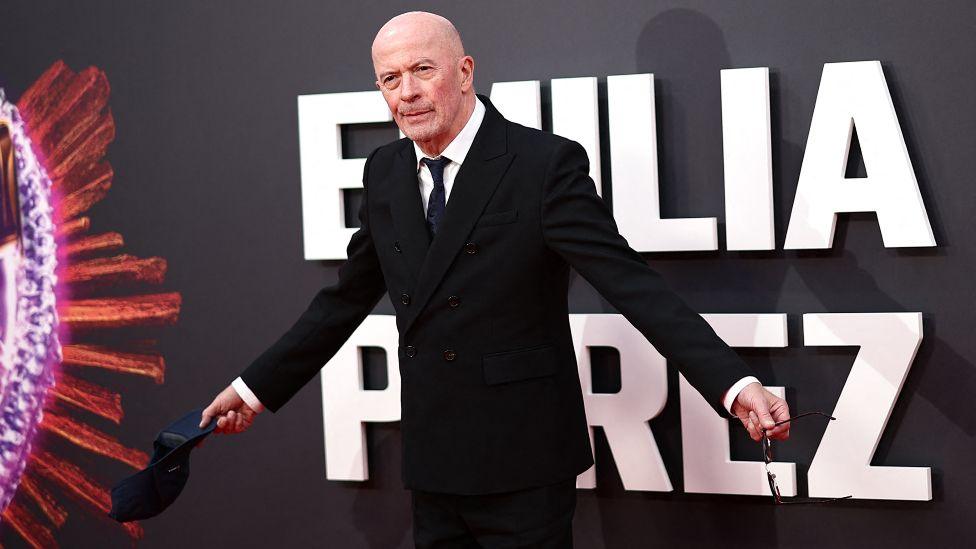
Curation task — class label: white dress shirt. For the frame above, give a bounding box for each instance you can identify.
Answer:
[414,95,486,213]
[231,95,757,416]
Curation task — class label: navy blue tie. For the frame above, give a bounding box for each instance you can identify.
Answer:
[422,156,451,238]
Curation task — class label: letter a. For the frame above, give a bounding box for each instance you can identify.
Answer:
[785,61,935,249]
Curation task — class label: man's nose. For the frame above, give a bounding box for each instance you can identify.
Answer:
[399,73,419,101]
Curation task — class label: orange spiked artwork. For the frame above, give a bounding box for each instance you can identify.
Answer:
[0,60,183,547]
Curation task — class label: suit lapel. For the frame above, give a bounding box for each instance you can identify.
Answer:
[401,96,515,335]
[389,141,430,284]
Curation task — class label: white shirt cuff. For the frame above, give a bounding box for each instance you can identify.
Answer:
[722,376,761,416]
[232,376,266,413]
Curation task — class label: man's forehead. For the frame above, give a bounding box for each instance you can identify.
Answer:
[372,36,451,72]
[374,28,443,55]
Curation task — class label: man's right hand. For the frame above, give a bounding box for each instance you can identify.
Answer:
[199,384,259,442]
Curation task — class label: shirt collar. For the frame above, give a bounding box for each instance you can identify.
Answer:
[413,96,486,171]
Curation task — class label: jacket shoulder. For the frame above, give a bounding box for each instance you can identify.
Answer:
[504,120,581,160]
[361,137,411,182]
[370,137,411,164]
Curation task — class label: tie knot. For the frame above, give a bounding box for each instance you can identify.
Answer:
[421,156,451,183]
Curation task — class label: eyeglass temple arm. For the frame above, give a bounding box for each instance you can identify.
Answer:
[732,411,836,427]
[771,411,836,428]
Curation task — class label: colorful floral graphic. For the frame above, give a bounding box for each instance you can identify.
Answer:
[0,61,182,547]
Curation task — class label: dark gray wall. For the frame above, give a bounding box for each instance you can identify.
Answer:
[2,1,974,547]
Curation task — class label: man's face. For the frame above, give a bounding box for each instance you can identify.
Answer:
[372,27,471,146]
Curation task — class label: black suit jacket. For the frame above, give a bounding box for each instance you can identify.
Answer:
[240,95,754,494]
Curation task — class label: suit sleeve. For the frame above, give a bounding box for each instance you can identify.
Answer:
[540,140,754,418]
[238,151,387,413]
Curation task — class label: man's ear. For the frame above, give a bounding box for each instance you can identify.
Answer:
[459,56,474,91]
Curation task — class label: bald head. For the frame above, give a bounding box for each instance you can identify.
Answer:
[371,11,476,156]
[372,11,465,64]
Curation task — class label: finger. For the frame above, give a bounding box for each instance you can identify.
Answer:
[238,408,251,430]
[767,417,788,438]
[770,399,791,423]
[750,411,765,442]
[753,398,776,430]
[768,400,791,440]
[199,407,215,429]
[216,415,227,433]
[739,417,752,438]
[746,422,760,442]
[769,421,790,441]
[201,393,227,428]
[743,414,760,442]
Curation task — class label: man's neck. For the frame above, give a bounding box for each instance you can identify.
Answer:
[415,94,476,158]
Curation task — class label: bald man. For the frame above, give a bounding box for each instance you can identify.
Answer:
[201,11,791,548]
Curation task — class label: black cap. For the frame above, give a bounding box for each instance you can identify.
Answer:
[108,406,216,522]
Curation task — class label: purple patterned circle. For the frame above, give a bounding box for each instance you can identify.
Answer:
[0,89,61,513]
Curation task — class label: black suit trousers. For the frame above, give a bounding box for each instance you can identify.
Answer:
[412,479,577,548]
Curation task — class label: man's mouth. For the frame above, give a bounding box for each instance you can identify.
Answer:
[401,109,432,119]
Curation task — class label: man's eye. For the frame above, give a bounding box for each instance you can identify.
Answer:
[416,66,432,73]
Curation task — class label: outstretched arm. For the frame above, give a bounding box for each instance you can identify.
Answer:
[201,150,387,432]
[238,151,387,413]
[540,139,789,440]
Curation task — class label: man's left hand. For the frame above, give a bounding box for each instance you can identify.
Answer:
[730,382,790,442]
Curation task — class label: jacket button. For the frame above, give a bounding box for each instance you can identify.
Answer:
[393,241,402,253]
[464,242,478,254]
[443,349,457,361]
[405,345,417,358]
[401,293,411,305]
[447,295,460,308]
